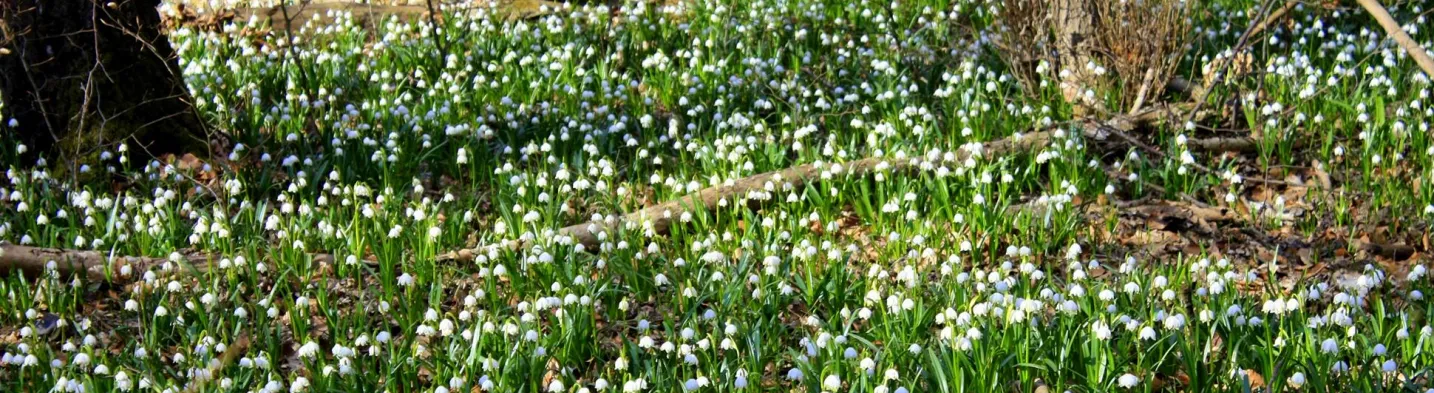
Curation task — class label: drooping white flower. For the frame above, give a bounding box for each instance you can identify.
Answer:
[1139,326,1157,341]
[1092,321,1113,340]
[1117,373,1139,388]
[1321,338,1339,354]
[821,374,841,391]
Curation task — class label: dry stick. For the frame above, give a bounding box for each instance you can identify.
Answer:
[1128,68,1157,115]
[1198,0,1299,92]
[1082,103,1298,187]
[276,1,311,89]
[424,0,448,59]
[1185,0,1299,131]
[1356,0,1434,79]
[1188,136,1259,153]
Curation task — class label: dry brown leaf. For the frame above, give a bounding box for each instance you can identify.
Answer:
[542,357,560,389]
[1241,369,1266,390]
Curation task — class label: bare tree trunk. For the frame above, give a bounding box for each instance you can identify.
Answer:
[1051,0,1101,113]
[0,0,210,165]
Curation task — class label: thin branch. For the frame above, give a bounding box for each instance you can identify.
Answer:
[1187,0,1298,126]
[424,0,448,60]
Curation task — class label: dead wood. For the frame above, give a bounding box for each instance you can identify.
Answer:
[0,243,358,283]
[0,244,207,282]
[551,131,1058,252]
[1188,136,1259,153]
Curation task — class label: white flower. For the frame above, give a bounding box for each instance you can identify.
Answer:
[1163,314,1186,331]
[298,341,320,358]
[291,377,310,392]
[116,371,133,391]
[1262,299,1286,315]
[1117,373,1139,388]
[701,251,725,263]
[1321,338,1339,354]
[1288,372,1306,388]
[548,379,565,393]
[966,327,982,340]
[822,374,841,391]
[1138,326,1156,341]
[1383,359,1397,373]
[786,368,804,381]
[1092,321,1112,340]
[622,378,647,392]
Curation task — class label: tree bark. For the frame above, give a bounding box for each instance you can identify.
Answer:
[1051,0,1100,113]
[0,0,210,164]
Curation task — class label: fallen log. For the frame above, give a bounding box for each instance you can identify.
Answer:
[0,243,352,283]
[1188,136,1259,153]
[0,244,209,282]
[551,131,1057,252]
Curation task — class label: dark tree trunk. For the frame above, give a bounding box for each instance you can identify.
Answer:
[0,0,210,165]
